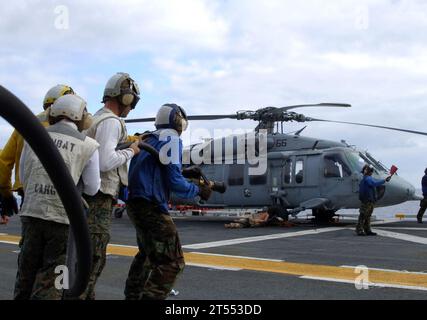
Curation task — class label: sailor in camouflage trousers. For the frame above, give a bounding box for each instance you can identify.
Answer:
[124,199,185,299]
[124,104,211,299]
[14,95,100,299]
[80,73,141,299]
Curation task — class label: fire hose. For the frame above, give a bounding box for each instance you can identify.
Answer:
[117,141,227,195]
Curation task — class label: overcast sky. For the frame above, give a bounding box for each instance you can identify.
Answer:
[1,0,427,187]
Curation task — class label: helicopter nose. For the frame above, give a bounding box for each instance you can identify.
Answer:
[379,175,417,205]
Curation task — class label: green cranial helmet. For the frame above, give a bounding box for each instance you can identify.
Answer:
[102,72,141,109]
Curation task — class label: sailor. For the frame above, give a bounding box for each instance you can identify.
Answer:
[356,164,391,236]
[81,72,141,299]
[0,85,75,224]
[124,103,212,300]
[416,168,427,223]
[14,94,100,299]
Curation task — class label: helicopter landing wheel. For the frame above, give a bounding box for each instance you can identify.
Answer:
[267,206,289,222]
[312,208,336,223]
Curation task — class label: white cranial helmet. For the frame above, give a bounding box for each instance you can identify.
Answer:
[49,94,87,121]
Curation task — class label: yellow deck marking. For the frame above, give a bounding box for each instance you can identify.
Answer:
[2,234,427,289]
[0,234,21,244]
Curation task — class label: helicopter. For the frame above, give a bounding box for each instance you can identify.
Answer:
[125,103,425,221]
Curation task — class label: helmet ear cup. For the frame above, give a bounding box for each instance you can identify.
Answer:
[79,112,93,131]
[174,107,188,132]
[120,93,135,106]
[180,118,188,131]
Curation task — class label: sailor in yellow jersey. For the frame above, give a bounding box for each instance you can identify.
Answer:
[0,85,75,224]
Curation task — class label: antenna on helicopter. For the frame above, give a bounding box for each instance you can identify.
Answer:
[294,126,307,136]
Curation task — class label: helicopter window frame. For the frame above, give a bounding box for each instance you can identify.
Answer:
[295,159,304,184]
[249,165,268,185]
[228,164,245,186]
[358,152,381,174]
[365,152,389,173]
[283,158,293,185]
[323,153,352,178]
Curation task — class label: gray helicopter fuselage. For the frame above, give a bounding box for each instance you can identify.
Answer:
[182,133,418,214]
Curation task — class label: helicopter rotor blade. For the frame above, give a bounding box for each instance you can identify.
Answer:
[125,117,156,123]
[125,114,238,124]
[308,118,427,136]
[278,103,351,112]
[187,114,238,121]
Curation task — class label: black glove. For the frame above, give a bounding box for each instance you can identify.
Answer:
[182,166,202,180]
[2,195,18,217]
[198,183,212,201]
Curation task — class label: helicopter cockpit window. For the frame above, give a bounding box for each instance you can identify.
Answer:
[295,160,304,184]
[284,159,293,184]
[324,154,351,178]
[346,152,365,173]
[228,164,245,186]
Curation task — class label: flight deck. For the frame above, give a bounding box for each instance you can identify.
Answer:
[1,213,427,300]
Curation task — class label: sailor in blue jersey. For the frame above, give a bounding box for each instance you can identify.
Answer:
[356,164,392,236]
[416,168,427,223]
[124,104,212,300]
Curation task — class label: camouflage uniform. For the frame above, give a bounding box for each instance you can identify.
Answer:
[356,202,375,234]
[417,198,427,222]
[14,217,68,300]
[78,192,113,300]
[124,198,185,300]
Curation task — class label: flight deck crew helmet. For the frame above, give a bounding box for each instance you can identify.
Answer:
[361,164,374,175]
[155,103,188,133]
[49,94,93,131]
[102,72,140,109]
[43,84,75,109]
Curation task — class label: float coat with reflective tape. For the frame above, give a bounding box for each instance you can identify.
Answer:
[20,122,99,224]
[85,108,128,197]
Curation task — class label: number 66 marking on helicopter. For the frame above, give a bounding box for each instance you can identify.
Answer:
[275,139,287,148]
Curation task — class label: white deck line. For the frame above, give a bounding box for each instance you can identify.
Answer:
[370,218,402,225]
[299,276,427,292]
[182,227,343,249]
[186,263,242,271]
[189,252,284,262]
[372,229,427,245]
[0,241,19,245]
[375,227,427,231]
[340,265,427,275]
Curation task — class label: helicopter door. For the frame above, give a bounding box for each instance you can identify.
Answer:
[223,164,246,206]
[281,157,305,207]
[281,156,320,207]
[242,163,270,206]
[320,153,353,206]
[223,163,271,207]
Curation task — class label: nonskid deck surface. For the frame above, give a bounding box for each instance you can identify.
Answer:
[1,214,427,300]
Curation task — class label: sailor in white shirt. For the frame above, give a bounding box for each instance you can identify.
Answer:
[81,72,141,300]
